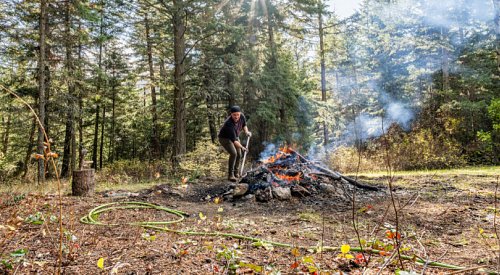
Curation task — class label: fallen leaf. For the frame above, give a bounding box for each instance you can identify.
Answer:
[291,247,300,257]
[199,212,206,220]
[341,244,350,254]
[97,257,104,269]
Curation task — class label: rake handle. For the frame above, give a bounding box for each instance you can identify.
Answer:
[240,136,250,176]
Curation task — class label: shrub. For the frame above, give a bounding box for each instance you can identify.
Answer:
[328,125,466,172]
[178,139,226,179]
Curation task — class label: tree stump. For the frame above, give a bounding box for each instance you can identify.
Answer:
[72,169,95,196]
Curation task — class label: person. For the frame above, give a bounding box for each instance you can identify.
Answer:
[218,106,252,182]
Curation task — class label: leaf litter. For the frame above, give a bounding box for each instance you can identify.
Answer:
[0,173,498,274]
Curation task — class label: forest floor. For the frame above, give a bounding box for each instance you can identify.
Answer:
[0,169,499,274]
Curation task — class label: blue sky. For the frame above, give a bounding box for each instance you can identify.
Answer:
[326,0,362,18]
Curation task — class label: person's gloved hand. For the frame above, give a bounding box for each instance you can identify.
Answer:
[246,131,252,137]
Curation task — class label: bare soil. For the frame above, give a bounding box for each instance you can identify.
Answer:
[0,173,499,274]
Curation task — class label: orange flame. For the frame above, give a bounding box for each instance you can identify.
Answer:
[262,146,294,164]
[275,172,302,182]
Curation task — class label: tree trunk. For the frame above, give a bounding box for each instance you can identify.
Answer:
[61,0,75,178]
[494,0,500,72]
[145,13,161,159]
[22,116,37,178]
[77,21,84,171]
[440,27,450,91]
[207,97,217,144]
[99,105,106,169]
[159,57,167,100]
[71,127,76,172]
[318,2,328,145]
[172,0,187,166]
[92,104,99,169]
[72,169,95,196]
[61,105,74,177]
[78,96,84,169]
[110,77,116,163]
[92,3,104,170]
[2,113,11,155]
[265,0,276,63]
[37,0,47,184]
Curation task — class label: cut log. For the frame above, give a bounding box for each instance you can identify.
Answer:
[72,169,95,196]
[289,147,380,191]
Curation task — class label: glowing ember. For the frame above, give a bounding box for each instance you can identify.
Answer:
[262,146,295,164]
[275,173,302,182]
[236,144,379,202]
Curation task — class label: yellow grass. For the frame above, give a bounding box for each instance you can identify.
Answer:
[0,177,174,194]
[345,166,500,178]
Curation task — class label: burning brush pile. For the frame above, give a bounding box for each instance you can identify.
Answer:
[225,146,380,202]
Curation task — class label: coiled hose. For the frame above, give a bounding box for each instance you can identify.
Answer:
[80,201,495,273]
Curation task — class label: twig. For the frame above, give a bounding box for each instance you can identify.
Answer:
[398,192,421,212]
[376,242,401,275]
[321,215,325,260]
[1,84,64,274]
[380,117,404,270]
[414,230,429,274]
[351,114,368,266]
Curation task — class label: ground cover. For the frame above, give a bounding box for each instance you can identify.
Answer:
[0,168,499,274]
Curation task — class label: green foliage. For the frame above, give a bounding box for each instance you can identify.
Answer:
[179,139,226,179]
[1,248,28,271]
[488,98,500,132]
[330,126,467,172]
[216,244,241,272]
[1,0,499,179]
[25,212,45,225]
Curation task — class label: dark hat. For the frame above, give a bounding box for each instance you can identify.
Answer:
[229,106,241,113]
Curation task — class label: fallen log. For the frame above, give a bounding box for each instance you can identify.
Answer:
[288,148,381,191]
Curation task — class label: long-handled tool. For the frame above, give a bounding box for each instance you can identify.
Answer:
[240,136,250,177]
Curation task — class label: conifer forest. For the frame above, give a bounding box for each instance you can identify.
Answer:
[0,0,499,273]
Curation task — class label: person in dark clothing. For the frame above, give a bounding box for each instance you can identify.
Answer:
[218,106,252,182]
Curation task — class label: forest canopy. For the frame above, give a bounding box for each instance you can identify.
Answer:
[0,0,499,182]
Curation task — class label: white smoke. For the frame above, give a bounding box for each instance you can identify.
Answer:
[375,0,495,28]
[258,143,276,161]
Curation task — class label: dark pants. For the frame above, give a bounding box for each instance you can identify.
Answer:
[219,137,242,178]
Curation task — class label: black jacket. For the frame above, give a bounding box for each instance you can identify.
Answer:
[218,114,246,142]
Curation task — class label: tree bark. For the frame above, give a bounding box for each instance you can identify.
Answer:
[72,169,95,196]
[99,105,106,169]
[77,20,84,171]
[145,13,161,159]
[78,95,84,169]
[37,0,47,184]
[22,116,37,178]
[172,0,187,166]
[92,2,104,170]
[110,73,116,163]
[318,1,328,145]
[494,0,500,72]
[61,0,75,178]
[92,103,99,169]
[2,113,11,155]
[206,95,217,144]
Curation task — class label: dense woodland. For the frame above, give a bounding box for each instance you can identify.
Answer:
[0,0,499,183]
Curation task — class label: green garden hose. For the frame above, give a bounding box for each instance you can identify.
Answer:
[81,201,496,273]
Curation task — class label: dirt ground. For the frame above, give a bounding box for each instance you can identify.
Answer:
[0,173,499,274]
